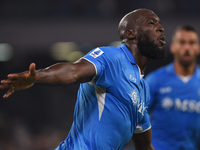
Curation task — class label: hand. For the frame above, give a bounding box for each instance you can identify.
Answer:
[0,63,37,98]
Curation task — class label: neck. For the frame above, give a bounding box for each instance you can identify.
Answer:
[174,60,196,76]
[125,43,151,74]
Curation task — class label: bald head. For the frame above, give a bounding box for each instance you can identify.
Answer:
[118,9,157,41]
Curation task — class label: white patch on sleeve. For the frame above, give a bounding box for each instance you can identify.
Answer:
[95,86,106,121]
[89,48,104,58]
[134,124,151,134]
[81,57,97,78]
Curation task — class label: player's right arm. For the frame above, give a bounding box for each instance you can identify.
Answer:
[0,59,96,98]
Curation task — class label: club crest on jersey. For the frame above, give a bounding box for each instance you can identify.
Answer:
[129,90,139,105]
[129,90,146,115]
[90,48,104,58]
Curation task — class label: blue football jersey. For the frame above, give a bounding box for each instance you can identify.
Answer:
[145,63,200,150]
[55,44,151,150]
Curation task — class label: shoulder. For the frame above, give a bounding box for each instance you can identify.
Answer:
[195,65,200,79]
[85,46,123,65]
[88,46,122,59]
[145,64,172,87]
[98,46,122,57]
[96,46,124,64]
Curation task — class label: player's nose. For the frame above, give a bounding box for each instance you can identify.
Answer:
[157,24,164,33]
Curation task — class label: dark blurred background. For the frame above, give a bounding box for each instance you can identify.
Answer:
[0,0,200,149]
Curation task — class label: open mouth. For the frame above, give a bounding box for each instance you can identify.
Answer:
[158,35,166,45]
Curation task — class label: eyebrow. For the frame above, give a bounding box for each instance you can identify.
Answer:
[149,17,161,24]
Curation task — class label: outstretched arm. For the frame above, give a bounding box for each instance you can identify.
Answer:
[0,59,96,98]
[132,128,154,150]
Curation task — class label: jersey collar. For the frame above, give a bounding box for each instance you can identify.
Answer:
[166,63,175,74]
[119,44,144,79]
[167,62,200,78]
[119,44,136,65]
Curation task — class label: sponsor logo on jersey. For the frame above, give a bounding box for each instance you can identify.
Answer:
[138,101,146,116]
[89,48,104,58]
[161,97,200,113]
[159,86,172,94]
[161,97,173,109]
[130,75,137,82]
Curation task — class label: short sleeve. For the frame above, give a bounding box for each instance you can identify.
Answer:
[82,47,122,88]
[82,47,104,78]
[134,109,151,133]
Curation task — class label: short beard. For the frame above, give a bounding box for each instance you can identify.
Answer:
[137,33,165,59]
[179,57,194,68]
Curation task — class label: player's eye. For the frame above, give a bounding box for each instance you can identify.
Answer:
[189,41,195,45]
[179,40,185,45]
[148,21,154,25]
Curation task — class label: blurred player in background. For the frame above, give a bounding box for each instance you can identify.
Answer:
[0,8,166,150]
[145,25,200,150]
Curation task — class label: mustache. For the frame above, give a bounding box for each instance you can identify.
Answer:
[157,34,165,41]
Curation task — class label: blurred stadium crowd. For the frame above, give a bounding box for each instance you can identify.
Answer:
[1,0,200,149]
[0,111,67,150]
[1,0,200,17]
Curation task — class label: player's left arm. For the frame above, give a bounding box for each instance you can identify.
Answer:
[132,128,154,150]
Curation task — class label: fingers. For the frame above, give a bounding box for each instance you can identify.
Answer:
[6,63,36,79]
[0,79,15,89]
[1,63,36,98]
[29,63,36,76]
[1,79,16,84]
[3,87,15,98]
[0,84,13,89]
[7,73,21,79]
[0,80,15,98]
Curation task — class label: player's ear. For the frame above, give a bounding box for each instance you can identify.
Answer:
[125,29,136,40]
